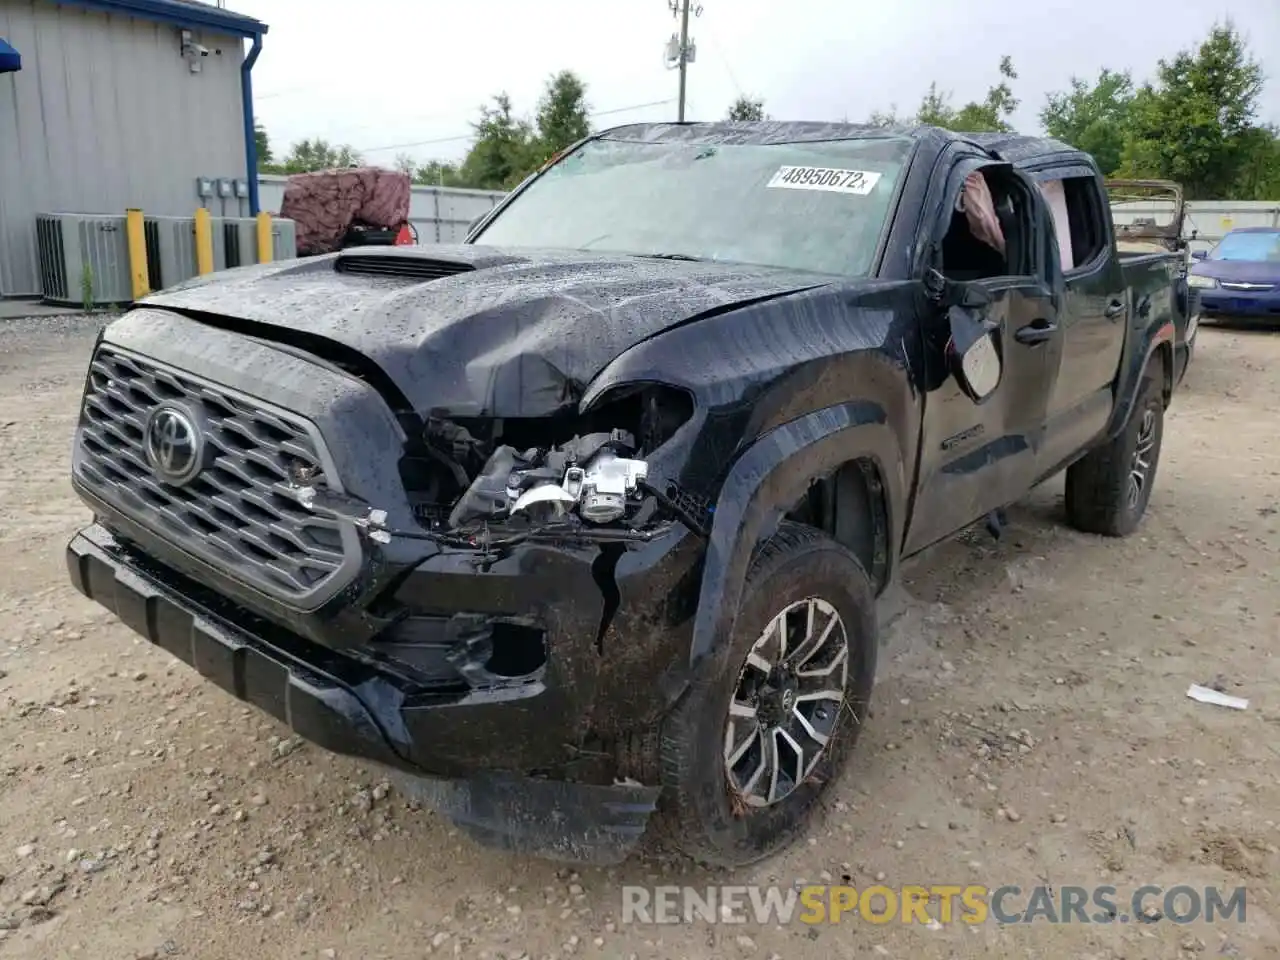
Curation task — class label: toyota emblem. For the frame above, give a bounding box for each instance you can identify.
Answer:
[144,405,203,485]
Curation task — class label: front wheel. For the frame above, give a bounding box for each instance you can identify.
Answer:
[657,523,877,868]
[1064,368,1165,537]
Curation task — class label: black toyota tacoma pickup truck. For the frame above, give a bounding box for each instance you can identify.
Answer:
[66,122,1192,868]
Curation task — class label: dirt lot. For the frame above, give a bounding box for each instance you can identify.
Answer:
[0,316,1276,960]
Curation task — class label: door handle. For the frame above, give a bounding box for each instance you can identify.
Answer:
[1104,299,1126,319]
[1015,318,1057,345]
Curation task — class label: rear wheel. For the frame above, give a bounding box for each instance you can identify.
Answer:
[1064,368,1165,537]
[656,523,877,868]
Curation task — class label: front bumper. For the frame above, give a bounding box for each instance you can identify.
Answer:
[1198,288,1280,320]
[67,523,680,863]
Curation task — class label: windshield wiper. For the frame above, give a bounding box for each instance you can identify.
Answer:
[635,252,705,262]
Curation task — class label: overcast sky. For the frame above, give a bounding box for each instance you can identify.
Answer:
[238,0,1280,167]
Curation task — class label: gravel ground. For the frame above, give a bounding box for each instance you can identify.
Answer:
[0,316,1277,960]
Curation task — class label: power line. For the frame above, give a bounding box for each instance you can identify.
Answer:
[355,98,679,154]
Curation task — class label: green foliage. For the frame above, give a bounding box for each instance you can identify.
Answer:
[866,107,902,128]
[253,121,273,167]
[1040,68,1135,176]
[885,22,1280,200]
[727,95,766,122]
[412,160,466,188]
[454,93,539,190]
[1114,23,1270,199]
[914,56,1019,133]
[259,137,363,175]
[534,70,591,160]
[445,71,591,190]
[80,263,94,314]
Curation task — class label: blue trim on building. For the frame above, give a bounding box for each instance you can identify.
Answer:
[49,0,266,38]
[0,37,21,72]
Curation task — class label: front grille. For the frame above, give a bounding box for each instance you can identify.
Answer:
[1221,282,1275,292]
[75,346,355,604]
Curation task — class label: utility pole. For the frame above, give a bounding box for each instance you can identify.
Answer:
[664,1,700,122]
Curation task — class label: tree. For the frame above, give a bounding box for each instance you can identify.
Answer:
[413,160,466,188]
[1233,125,1280,201]
[867,106,903,128]
[457,93,538,190]
[254,121,273,168]
[1040,69,1135,176]
[277,138,362,174]
[1115,23,1266,198]
[393,153,417,177]
[727,95,766,121]
[534,70,590,162]
[912,56,1019,132]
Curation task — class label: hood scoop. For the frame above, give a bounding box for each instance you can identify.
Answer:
[334,251,477,281]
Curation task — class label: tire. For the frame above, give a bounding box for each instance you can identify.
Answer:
[1064,366,1165,537]
[656,522,877,868]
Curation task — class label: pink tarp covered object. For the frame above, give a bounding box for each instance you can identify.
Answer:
[279,167,412,256]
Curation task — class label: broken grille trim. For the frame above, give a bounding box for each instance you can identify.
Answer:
[73,344,363,610]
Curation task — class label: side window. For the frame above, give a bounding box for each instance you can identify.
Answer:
[1040,175,1107,272]
[939,166,1034,282]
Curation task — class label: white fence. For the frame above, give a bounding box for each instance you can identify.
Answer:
[1110,200,1280,254]
[256,176,506,246]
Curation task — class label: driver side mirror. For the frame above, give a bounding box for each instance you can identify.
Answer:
[1190,249,1208,261]
[946,303,1002,404]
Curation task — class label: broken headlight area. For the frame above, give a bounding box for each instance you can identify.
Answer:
[399,385,705,541]
[449,429,650,530]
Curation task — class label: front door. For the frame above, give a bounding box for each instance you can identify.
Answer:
[902,161,1063,556]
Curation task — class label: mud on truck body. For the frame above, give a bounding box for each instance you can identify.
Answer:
[66,122,1192,867]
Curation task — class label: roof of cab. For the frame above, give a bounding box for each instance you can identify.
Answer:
[595,121,1077,159]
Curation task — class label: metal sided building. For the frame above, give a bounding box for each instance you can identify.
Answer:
[0,0,268,299]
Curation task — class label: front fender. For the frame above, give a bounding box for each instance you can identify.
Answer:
[688,401,907,668]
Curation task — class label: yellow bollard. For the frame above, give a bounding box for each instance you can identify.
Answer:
[125,208,150,300]
[256,211,273,264]
[194,208,214,275]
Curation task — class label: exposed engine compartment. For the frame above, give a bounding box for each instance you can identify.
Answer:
[398,384,698,541]
[450,429,649,529]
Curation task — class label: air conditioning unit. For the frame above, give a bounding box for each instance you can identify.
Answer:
[220,217,298,267]
[145,215,227,289]
[222,218,257,268]
[270,217,297,261]
[34,214,134,305]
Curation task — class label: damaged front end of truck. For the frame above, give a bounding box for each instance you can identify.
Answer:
[66,249,785,864]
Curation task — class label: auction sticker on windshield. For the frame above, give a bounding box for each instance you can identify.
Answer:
[767,166,883,195]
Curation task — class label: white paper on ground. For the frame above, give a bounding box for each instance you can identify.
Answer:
[1186,684,1249,710]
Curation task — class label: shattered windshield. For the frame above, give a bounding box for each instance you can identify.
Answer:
[472,135,914,277]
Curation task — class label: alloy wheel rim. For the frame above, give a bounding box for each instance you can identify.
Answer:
[723,597,850,808]
[1128,408,1157,510]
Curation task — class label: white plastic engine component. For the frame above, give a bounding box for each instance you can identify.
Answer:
[509,482,578,518]
[579,452,648,523]
[506,450,648,524]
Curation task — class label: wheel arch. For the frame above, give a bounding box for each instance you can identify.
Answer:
[1107,320,1176,440]
[688,401,906,669]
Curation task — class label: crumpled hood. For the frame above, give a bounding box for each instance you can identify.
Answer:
[141,244,829,417]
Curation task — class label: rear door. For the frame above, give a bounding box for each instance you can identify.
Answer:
[902,158,1064,556]
[1017,161,1128,471]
